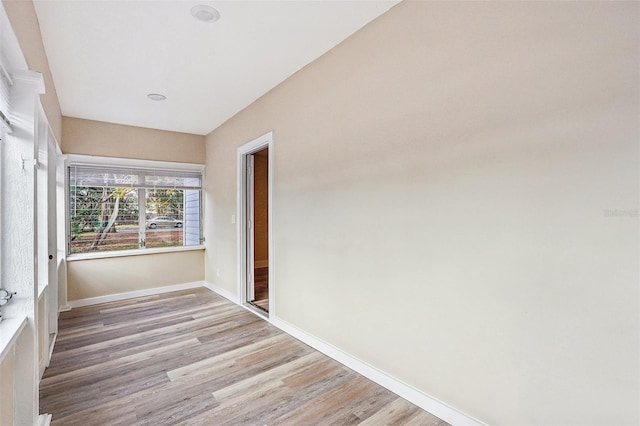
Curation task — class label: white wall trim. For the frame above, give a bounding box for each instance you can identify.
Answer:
[39,356,47,380]
[11,70,45,94]
[269,316,485,426]
[199,283,484,426]
[236,131,274,317]
[47,333,57,362]
[66,154,204,172]
[203,281,239,304]
[67,245,205,262]
[205,281,268,320]
[67,281,204,308]
[37,413,52,426]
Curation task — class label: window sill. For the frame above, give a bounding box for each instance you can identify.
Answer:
[67,245,205,262]
[0,316,27,363]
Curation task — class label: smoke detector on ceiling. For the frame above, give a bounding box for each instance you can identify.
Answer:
[191,5,220,23]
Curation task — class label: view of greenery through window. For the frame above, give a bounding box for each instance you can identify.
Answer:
[68,164,202,254]
[70,186,140,252]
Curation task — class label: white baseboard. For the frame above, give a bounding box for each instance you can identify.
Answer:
[203,281,239,304]
[68,281,204,308]
[199,284,483,426]
[37,413,52,426]
[39,359,47,380]
[47,333,57,362]
[204,282,269,321]
[269,316,485,426]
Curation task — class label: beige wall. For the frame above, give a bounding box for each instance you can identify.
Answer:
[62,117,205,163]
[204,1,639,424]
[2,0,62,143]
[63,117,206,301]
[67,251,204,301]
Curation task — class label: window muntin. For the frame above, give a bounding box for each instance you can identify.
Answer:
[68,163,202,255]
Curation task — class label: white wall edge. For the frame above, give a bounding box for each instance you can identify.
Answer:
[67,281,204,308]
[270,316,486,426]
[0,316,27,363]
[203,281,239,304]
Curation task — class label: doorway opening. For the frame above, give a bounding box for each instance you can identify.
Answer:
[238,132,273,317]
[247,147,269,312]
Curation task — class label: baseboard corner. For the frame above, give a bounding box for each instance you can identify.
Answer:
[37,413,52,426]
[203,281,240,304]
[67,281,205,308]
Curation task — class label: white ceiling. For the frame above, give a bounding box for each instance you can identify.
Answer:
[33,1,399,135]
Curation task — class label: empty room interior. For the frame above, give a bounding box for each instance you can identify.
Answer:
[0,1,638,425]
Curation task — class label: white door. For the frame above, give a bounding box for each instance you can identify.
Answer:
[46,129,58,336]
[246,154,255,301]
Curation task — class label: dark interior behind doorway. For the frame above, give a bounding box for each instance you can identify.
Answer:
[250,148,269,311]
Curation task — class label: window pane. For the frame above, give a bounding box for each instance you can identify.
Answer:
[184,190,201,246]
[70,166,139,188]
[70,186,139,253]
[144,189,201,248]
[144,172,201,189]
[145,189,184,249]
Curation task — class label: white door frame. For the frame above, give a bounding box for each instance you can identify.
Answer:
[246,154,255,301]
[237,131,274,317]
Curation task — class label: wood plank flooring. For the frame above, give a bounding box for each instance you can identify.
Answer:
[40,288,448,425]
[251,266,269,312]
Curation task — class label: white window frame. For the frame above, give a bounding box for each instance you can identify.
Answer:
[66,154,205,261]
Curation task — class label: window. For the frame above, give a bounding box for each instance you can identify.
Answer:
[68,158,203,255]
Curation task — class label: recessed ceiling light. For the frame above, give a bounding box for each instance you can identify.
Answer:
[147,93,166,101]
[191,5,220,23]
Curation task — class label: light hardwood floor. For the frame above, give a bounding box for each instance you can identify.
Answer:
[251,266,269,312]
[40,288,448,425]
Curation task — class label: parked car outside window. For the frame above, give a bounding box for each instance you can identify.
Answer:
[146,216,183,229]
